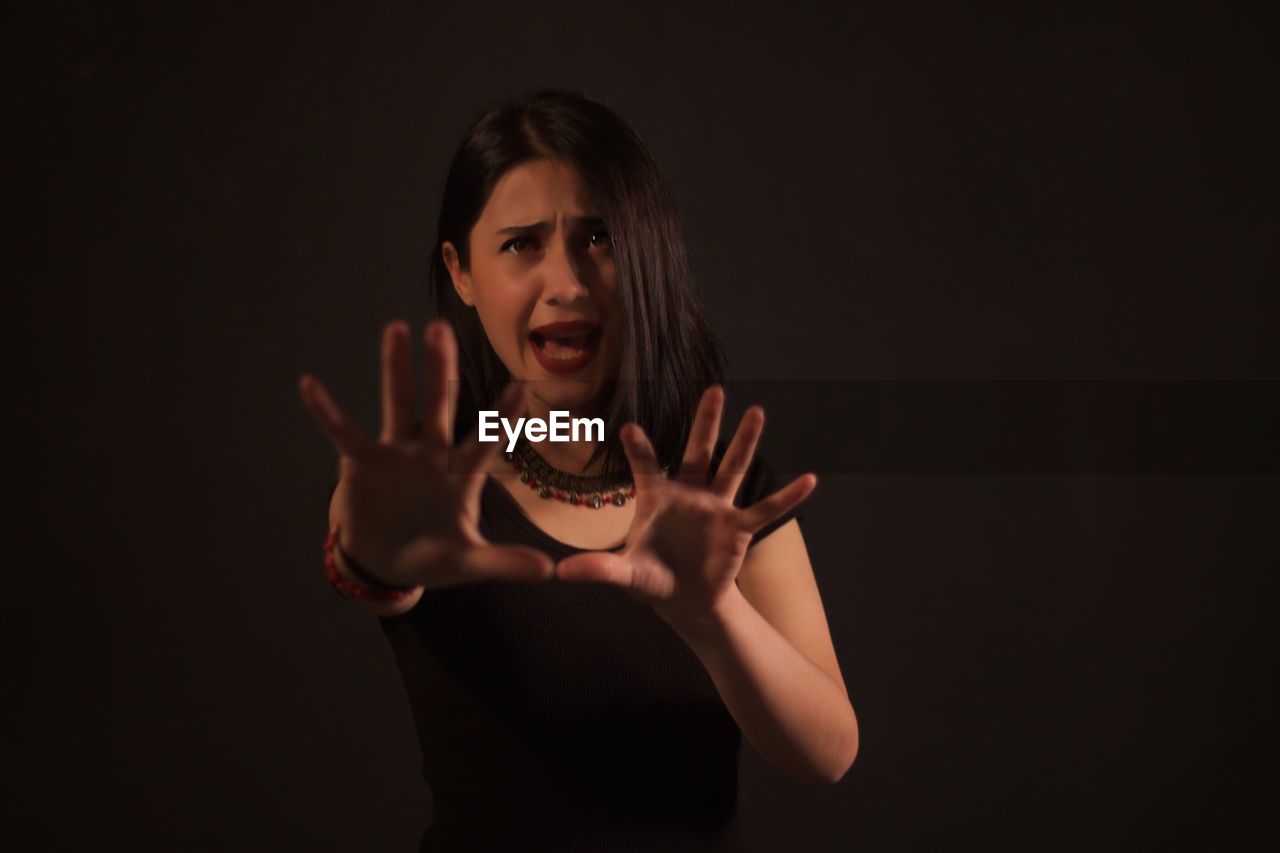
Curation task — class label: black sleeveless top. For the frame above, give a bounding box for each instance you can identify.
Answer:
[366,442,803,851]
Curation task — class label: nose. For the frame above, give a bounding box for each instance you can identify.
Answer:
[539,236,589,305]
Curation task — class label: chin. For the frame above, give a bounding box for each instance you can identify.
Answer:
[528,377,609,414]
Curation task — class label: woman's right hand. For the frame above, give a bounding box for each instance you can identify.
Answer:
[298,318,555,591]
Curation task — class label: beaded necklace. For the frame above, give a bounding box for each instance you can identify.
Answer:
[503,439,636,509]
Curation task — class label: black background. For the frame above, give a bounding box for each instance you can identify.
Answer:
[14,2,1278,850]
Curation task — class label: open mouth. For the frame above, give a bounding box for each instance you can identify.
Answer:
[528,321,602,374]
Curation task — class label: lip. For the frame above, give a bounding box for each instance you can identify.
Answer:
[528,320,602,375]
[529,320,600,337]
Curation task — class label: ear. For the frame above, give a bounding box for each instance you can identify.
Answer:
[442,241,474,307]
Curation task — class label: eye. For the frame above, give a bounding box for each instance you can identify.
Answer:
[587,229,614,250]
[501,236,535,254]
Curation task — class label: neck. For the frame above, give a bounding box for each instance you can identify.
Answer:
[529,437,606,475]
[523,392,611,476]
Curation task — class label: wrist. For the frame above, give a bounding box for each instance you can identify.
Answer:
[659,584,745,650]
[324,526,422,602]
[335,535,421,593]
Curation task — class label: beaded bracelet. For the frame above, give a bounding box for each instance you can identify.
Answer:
[323,526,421,602]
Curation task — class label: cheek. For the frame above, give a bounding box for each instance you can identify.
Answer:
[475,300,523,355]
[471,276,538,368]
[593,271,623,366]
[601,283,621,325]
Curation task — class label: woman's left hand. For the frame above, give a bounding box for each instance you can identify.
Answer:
[554,386,817,632]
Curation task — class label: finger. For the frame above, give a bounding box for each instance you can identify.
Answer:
[710,405,765,501]
[380,320,415,443]
[738,473,818,533]
[460,544,555,583]
[402,538,553,585]
[555,551,633,586]
[676,385,724,488]
[422,319,459,448]
[621,423,664,494]
[456,381,527,506]
[298,373,374,458]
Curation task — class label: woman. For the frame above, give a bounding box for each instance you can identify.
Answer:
[299,89,858,851]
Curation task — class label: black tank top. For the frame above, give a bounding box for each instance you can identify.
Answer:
[368,442,803,851]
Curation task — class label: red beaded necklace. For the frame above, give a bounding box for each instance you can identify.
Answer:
[504,439,636,509]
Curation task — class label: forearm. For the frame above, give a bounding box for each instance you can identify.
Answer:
[672,586,858,784]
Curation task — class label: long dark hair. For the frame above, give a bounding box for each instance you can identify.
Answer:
[430,89,727,476]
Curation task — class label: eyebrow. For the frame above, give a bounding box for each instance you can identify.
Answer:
[496,215,606,235]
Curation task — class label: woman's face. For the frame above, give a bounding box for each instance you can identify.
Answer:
[443,158,622,416]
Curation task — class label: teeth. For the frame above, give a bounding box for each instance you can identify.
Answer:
[533,330,595,360]
[538,339,586,360]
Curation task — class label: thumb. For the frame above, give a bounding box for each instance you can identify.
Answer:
[555,551,633,586]
[462,544,556,582]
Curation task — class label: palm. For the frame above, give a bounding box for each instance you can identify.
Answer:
[556,386,817,627]
[300,319,554,589]
[329,435,477,576]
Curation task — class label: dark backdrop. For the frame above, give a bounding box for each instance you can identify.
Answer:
[14,2,1277,850]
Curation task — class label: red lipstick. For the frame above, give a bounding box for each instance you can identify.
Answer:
[528,320,602,375]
